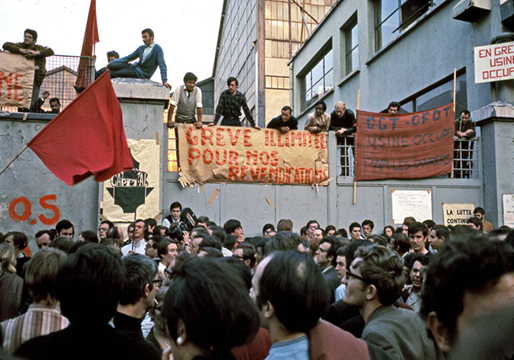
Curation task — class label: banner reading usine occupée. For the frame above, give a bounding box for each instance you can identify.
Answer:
[178,124,329,185]
[0,52,35,108]
[354,104,455,181]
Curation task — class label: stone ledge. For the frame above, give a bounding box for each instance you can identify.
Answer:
[111,78,170,103]
[473,101,514,125]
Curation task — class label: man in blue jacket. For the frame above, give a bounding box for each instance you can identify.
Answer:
[108,28,171,89]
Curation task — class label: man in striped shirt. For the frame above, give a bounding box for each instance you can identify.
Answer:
[1,248,69,353]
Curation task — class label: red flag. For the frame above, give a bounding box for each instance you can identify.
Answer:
[354,104,455,181]
[75,0,100,88]
[28,72,133,186]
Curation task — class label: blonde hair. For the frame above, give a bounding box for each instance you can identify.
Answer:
[0,243,17,275]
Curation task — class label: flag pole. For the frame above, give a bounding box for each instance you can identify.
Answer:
[0,145,28,177]
[353,89,360,204]
[451,68,457,179]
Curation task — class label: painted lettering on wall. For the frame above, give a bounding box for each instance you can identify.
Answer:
[8,195,60,226]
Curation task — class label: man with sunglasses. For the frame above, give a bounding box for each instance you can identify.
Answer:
[343,245,441,360]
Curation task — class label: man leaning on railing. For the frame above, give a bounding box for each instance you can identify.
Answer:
[454,109,475,179]
[329,101,356,176]
[3,29,54,111]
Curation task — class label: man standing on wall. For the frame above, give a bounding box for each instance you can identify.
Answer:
[167,72,203,129]
[210,77,259,128]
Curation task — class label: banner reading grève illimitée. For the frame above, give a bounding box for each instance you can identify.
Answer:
[178,124,329,185]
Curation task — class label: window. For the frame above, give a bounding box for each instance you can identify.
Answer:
[344,16,359,75]
[303,49,333,109]
[375,0,439,50]
[403,72,467,116]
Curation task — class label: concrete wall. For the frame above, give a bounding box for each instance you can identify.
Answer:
[161,131,485,235]
[0,113,98,254]
[475,102,514,227]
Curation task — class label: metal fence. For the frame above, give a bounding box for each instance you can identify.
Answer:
[453,137,479,179]
[0,55,94,113]
[335,136,479,179]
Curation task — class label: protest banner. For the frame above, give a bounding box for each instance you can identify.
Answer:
[355,104,454,181]
[442,203,475,226]
[0,52,35,108]
[177,124,329,186]
[103,139,160,221]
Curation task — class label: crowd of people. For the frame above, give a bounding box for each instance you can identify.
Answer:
[1,199,513,360]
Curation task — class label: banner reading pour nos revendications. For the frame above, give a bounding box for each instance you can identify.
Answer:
[178,124,329,185]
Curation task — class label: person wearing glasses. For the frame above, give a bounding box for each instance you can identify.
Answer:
[98,220,114,240]
[343,245,441,360]
[113,253,162,351]
[252,250,387,360]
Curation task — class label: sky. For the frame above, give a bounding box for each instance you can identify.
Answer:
[0,0,224,90]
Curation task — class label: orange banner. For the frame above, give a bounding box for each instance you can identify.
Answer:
[355,104,454,181]
[178,125,329,186]
[0,52,35,108]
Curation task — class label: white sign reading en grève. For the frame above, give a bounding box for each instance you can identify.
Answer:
[475,42,514,84]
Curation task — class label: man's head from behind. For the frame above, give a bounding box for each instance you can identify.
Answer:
[120,253,159,308]
[467,216,482,231]
[421,235,514,354]
[56,243,125,324]
[253,251,329,334]
[25,248,67,305]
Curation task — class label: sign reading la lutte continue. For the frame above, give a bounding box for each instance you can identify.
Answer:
[354,104,454,181]
[178,125,329,185]
[0,52,35,108]
[475,41,514,83]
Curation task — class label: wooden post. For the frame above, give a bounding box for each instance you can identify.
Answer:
[353,89,360,204]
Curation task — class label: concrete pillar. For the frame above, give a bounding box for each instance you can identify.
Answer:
[110,78,170,214]
[473,101,514,228]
